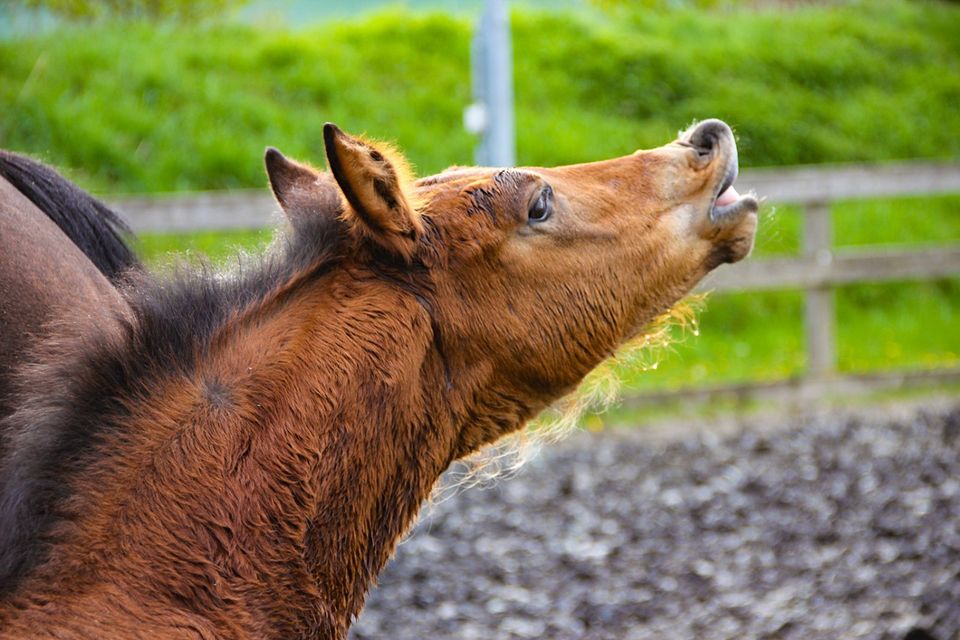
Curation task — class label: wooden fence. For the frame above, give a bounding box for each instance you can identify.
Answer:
[700,161,960,388]
[107,160,960,403]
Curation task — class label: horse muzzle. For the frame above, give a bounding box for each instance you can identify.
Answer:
[680,118,759,226]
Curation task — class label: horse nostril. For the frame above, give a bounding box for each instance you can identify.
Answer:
[686,119,733,157]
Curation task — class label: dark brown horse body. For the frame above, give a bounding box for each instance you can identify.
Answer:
[0,152,135,427]
[0,120,758,639]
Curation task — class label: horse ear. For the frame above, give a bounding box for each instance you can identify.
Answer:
[264,147,341,223]
[323,123,423,261]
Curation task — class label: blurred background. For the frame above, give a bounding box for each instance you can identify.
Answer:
[1,0,958,410]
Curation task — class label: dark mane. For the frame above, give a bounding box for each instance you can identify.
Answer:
[0,150,140,280]
[0,209,347,596]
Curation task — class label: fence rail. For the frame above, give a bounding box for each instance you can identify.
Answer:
[107,159,960,401]
[110,190,278,233]
[702,246,960,292]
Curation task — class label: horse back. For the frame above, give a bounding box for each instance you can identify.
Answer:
[0,175,130,423]
[0,151,140,281]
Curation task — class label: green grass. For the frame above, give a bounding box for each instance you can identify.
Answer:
[2,1,959,394]
[836,279,960,372]
[1,1,959,192]
[136,228,275,265]
[616,278,960,392]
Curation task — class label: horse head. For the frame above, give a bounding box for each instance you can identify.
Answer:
[266,119,757,454]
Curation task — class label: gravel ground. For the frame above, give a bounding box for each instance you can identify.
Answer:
[351,402,960,640]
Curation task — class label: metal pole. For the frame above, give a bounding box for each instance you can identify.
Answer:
[466,0,515,167]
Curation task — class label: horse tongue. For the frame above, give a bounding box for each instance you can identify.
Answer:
[715,185,740,207]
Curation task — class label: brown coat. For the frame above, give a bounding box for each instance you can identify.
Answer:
[0,120,757,639]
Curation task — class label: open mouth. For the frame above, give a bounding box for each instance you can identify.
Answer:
[710,157,758,223]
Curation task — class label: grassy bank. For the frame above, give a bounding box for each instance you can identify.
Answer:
[3,1,959,392]
[1,1,958,191]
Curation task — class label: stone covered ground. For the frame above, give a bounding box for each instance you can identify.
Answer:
[351,401,960,640]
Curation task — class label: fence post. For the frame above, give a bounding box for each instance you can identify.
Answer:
[803,202,835,378]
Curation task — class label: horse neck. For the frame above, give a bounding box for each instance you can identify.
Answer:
[188,271,459,630]
[10,266,518,637]
[290,279,460,622]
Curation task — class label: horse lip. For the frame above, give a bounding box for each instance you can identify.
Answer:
[716,157,738,199]
[707,152,755,223]
[710,192,759,223]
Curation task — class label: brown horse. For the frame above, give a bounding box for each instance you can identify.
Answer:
[0,151,137,428]
[0,119,757,639]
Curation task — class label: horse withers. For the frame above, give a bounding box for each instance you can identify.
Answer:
[0,119,757,639]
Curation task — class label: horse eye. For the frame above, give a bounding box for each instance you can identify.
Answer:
[528,186,553,223]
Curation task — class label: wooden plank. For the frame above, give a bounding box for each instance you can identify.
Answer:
[806,288,835,376]
[699,246,960,292]
[109,190,278,233]
[738,160,960,204]
[803,202,834,377]
[620,367,960,408]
